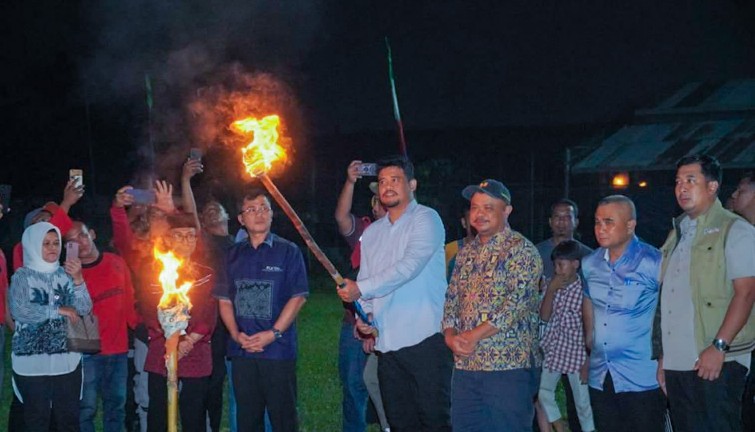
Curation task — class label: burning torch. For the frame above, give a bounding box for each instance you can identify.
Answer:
[230,115,374,329]
[154,249,193,432]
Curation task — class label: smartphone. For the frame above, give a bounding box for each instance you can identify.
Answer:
[189,148,202,162]
[0,184,10,214]
[126,188,156,205]
[66,241,79,262]
[69,169,83,188]
[356,163,378,177]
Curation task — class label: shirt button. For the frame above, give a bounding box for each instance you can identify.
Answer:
[603,323,607,326]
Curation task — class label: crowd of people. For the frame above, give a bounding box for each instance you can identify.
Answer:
[335,154,755,432]
[0,152,753,432]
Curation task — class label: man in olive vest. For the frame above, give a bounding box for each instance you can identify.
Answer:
[730,171,755,430]
[654,154,755,432]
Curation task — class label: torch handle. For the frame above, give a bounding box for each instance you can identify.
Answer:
[258,175,376,333]
[259,175,344,283]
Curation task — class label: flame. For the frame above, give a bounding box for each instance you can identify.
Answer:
[230,114,287,177]
[154,248,193,310]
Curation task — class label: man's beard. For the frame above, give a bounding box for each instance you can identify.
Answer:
[381,198,400,208]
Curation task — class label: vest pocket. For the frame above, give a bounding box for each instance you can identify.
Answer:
[699,297,728,342]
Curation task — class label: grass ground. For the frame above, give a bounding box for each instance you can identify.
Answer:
[0,271,565,431]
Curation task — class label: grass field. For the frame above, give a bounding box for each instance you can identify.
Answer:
[0,271,564,431]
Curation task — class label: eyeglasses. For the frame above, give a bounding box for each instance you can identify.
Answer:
[239,205,271,216]
[171,232,197,242]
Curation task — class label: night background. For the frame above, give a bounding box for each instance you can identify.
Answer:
[2,0,755,260]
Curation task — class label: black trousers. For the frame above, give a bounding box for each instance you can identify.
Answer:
[666,361,747,432]
[206,321,228,431]
[589,371,666,432]
[742,352,755,431]
[231,357,298,432]
[377,333,453,432]
[147,372,209,432]
[13,363,82,432]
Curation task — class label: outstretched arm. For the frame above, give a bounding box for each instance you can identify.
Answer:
[180,159,203,230]
[335,160,363,236]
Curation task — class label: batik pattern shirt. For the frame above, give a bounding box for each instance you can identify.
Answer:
[442,228,543,371]
[541,277,586,373]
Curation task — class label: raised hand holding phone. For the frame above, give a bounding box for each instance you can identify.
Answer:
[356,163,377,177]
[66,241,79,263]
[126,189,156,205]
[69,169,83,188]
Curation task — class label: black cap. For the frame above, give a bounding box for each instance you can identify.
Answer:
[462,179,511,204]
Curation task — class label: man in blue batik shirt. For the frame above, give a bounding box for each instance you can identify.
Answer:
[215,189,308,432]
[582,195,665,432]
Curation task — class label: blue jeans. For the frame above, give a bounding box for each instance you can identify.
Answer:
[338,321,369,432]
[452,368,540,432]
[80,353,128,432]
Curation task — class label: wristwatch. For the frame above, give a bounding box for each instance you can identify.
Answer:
[712,338,730,353]
[272,327,283,340]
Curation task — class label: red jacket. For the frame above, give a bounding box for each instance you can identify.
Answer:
[81,252,139,355]
[0,248,8,325]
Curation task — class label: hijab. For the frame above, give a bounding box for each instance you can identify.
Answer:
[22,221,61,273]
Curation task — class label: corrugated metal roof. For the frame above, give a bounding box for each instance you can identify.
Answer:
[573,80,755,173]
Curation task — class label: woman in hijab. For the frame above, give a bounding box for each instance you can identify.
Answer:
[9,221,93,432]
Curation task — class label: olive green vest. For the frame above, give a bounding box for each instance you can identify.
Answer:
[652,199,755,359]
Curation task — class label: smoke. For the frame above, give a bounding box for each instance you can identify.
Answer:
[79,0,321,188]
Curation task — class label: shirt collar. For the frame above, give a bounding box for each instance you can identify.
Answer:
[679,215,697,237]
[388,199,418,225]
[472,227,511,246]
[601,235,640,265]
[243,232,275,250]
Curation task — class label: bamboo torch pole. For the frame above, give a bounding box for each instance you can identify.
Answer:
[257,174,374,330]
[165,333,180,432]
[259,174,344,285]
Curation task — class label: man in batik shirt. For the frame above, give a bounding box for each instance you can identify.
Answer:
[442,179,543,432]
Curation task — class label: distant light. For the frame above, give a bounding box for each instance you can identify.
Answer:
[611,172,629,189]
[638,181,648,188]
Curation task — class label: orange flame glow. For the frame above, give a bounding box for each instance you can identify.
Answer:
[154,248,193,310]
[230,114,288,177]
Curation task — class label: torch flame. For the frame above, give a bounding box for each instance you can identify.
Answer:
[230,114,287,177]
[154,248,193,310]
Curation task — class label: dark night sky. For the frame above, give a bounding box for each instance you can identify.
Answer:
[1,0,754,195]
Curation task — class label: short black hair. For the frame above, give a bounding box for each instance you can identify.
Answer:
[676,154,722,185]
[237,188,271,214]
[551,239,583,262]
[376,155,415,180]
[550,198,579,218]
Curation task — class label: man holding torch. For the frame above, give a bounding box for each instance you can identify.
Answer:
[215,188,308,432]
[338,156,453,432]
[141,213,217,432]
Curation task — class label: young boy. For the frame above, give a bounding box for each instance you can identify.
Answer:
[538,240,595,432]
